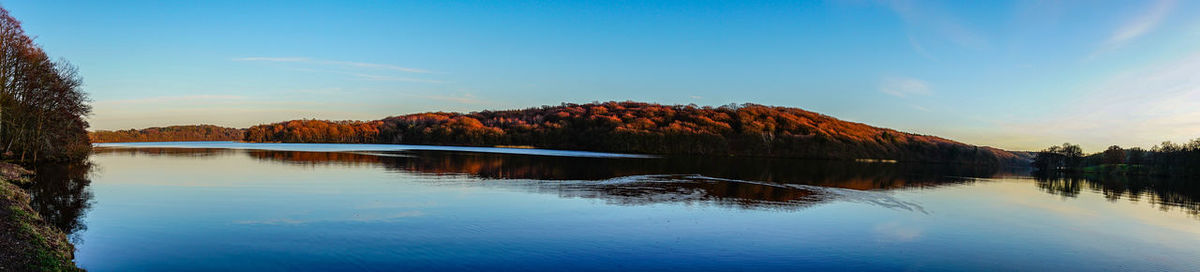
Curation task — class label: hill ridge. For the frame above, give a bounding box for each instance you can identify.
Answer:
[92,102,1026,164]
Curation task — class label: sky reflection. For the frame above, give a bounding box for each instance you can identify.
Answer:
[26,145,1199,271]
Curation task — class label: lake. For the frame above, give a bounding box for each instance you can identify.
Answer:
[23,142,1200,271]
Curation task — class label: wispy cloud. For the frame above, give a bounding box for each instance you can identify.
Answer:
[879,76,932,97]
[327,60,431,73]
[886,0,988,50]
[96,95,249,105]
[873,221,923,242]
[410,93,486,104]
[1000,50,1200,150]
[234,211,425,225]
[92,94,336,111]
[906,33,937,61]
[236,57,444,83]
[1095,0,1175,55]
[291,87,345,96]
[232,57,309,62]
[348,73,447,83]
[89,95,382,131]
[233,57,431,73]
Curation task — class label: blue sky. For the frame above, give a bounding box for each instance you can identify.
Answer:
[4,0,1200,151]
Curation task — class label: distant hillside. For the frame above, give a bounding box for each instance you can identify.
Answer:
[89,125,244,143]
[243,102,1026,164]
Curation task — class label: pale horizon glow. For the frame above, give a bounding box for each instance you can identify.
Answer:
[5,0,1200,152]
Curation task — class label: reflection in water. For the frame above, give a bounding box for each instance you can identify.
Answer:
[96,147,236,158]
[45,147,1200,270]
[86,148,979,213]
[1037,174,1200,218]
[232,150,970,213]
[565,175,832,209]
[235,149,1200,219]
[73,147,1200,218]
[236,150,979,211]
[247,150,1003,189]
[85,147,1200,219]
[93,148,1200,215]
[21,162,94,243]
[247,150,393,166]
[546,174,928,212]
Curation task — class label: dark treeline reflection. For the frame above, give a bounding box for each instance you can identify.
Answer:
[88,147,1200,216]
[239,150,1200,215]
[90,148,945,211]
[535,175,857,211]
[95,147,236,158]
[20,162,94,241]
[236,150,986,211]
[1036,174,1200,218]
[245,150,1008,190]
[246,150,936,211]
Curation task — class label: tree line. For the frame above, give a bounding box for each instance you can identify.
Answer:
[1033,140,1200,177]
[0,7,91,162]
[89,125,244,143]
[240,101,1025,164]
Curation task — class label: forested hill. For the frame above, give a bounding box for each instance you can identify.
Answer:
[89,125,243,143]
[237,102,1026,165]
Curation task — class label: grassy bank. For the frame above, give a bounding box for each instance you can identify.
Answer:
[1080,164,1146,176]
[0,163,83,271]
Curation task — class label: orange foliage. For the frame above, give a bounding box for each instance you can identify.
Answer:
[242,101,1021,164]
[90,125,244,143]
[244,120,382,143]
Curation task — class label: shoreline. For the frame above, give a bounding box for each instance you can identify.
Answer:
[0,162,83,271]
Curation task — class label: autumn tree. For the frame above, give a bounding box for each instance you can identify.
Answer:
[90,125,244,143]
[242,101,1024,165]
[1033,143,1085,172]
[1102,145,1125,165]
[0,6,91,162]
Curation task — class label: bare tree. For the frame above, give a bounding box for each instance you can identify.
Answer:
[0,6,91,162]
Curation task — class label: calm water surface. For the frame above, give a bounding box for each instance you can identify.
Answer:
[24,142,1200,271]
